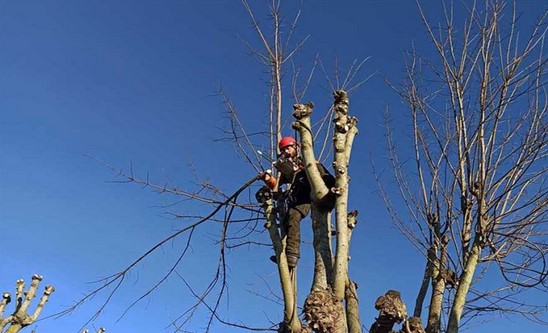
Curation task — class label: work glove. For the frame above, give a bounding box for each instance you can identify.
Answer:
[259,169,277,189]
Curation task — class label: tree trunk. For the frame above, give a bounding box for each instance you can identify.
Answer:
[425,258,445,333]
[311,206,333,291]
[426,240,448,333]
[263,198,302,331]
[5,323,23,333]
[446,242,481,333]
[413,248,433,317]
[346,279,362,333]
[332,91,351,301]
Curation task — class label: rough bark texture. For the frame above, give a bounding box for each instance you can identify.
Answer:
[345,280,361,333]
[303,289,344,333]
[402,317,426,333]
[425,237,448,333]
[370,290,408,333]
[369,291,426,333]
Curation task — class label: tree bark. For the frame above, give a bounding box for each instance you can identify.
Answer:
[332,91,350,301]
[310,206,333,291]
[425,255,446,333]
[345,280,361,333]
[1,276,55,333]
[446,242,481,333]
[292,103,330,200]
[5,323,23,333]
[292,92,360,333]
[263,198,302,332]
[413,248,433,317]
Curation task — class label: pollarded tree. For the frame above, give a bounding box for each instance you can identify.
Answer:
[0,275,110,333]
[56,1,420,333]
[58,1,374,331]
[0,275,54,333]
[57,1,422,332]
[380,1,547,332]
[257,91,362,333]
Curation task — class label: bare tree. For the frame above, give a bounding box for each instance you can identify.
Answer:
[256,90,361,333]
[0,275,54,333]
[9,1,542,332]
[380,1,547,332]
[54,1,388,332]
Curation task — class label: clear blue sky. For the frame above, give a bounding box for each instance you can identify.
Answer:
[1,1,545,332]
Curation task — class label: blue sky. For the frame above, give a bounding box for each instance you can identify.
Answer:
[1,0,546,332]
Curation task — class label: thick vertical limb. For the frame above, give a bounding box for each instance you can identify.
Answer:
[292,103,330,201]
[346,211,361,333]
[413,248,433,318]
[310,206,333,291]
[292,92,361,332]
[261,196,302,332]
[425,238,448,333]
[332,90,351,300]
[292,103,334,291]
[446,242,481,333]
[345,279,361,333]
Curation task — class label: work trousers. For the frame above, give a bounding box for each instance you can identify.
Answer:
[283,203,311,260]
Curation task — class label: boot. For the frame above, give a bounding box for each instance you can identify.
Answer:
[269,255,298,268]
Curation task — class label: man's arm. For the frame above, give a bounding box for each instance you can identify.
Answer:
[260,170,278,189]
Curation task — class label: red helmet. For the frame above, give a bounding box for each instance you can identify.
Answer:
[278,136,297,150]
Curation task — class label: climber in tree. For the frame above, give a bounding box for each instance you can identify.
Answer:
[261,136,335,269]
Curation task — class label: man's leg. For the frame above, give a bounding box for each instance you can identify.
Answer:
[284,203,310,268]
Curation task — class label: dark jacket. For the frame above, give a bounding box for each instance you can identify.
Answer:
[280,162,335,208]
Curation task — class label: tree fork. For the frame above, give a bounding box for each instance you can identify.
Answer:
[1,275,55,333]
[293,91,359,333]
